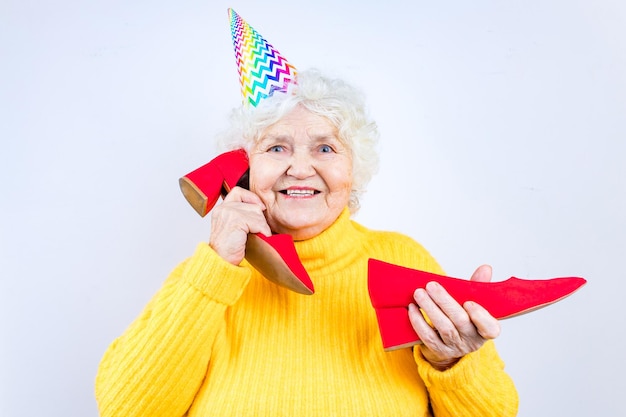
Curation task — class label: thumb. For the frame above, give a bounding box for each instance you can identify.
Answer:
[470,264,493,283]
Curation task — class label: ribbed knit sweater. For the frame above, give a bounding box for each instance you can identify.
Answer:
[95,209,518,416]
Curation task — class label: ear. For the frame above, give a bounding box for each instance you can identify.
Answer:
[179,149,249,217]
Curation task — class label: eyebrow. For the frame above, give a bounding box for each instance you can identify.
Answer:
[310,133,340,142]
[256,135,290,147]
[258,132,340,143]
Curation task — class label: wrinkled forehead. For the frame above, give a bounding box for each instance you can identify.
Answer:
[257,105,340,139]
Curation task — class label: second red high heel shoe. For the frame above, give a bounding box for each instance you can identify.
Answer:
[179,150,314,295]
[368,259,586,350]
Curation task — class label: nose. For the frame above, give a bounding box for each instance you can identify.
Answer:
[286,150,316,179]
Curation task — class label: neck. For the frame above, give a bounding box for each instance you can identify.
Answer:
[293,208,363,273]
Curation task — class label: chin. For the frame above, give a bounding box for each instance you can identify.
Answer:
[271,218,329,240]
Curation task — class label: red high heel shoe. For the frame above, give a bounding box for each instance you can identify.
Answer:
[179,150,314,295]
[180,149,250,217]
[368,259,586,350]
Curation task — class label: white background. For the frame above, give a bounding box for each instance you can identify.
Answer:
[1,1,625,416]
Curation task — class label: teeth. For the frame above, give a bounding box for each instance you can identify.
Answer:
[286,189,315,196]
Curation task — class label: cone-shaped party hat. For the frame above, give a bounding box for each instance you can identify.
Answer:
[228,8,297,107]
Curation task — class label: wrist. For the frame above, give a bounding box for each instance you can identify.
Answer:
[420,346,460,371]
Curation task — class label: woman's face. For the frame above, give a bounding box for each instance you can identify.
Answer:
[249,105,353,240]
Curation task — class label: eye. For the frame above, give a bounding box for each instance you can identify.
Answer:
[319,144,334,153]
[268,145,284,153]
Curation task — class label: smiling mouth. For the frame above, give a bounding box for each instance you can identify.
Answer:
[280,189,320,197]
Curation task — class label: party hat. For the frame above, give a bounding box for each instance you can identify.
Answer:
[228,8,297,107]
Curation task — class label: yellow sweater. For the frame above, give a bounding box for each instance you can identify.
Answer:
[95,209,518,416]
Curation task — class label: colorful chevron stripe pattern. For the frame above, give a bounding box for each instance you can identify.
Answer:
[228,8,297,107]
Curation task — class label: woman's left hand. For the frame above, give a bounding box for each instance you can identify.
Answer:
[408,265,501,371]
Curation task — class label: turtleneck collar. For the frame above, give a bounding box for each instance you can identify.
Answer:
[293,208,364,274]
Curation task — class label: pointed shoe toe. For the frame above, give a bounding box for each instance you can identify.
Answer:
[368,258,586,351]
[246,234,314,295]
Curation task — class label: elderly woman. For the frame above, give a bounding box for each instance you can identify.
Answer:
[95,69,518,416]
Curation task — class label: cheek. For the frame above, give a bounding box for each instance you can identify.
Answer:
[328,163,353,194]
[249,158,282,194]
[337,160,354,186]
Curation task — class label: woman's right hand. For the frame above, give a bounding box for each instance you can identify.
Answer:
[209,186,272,265]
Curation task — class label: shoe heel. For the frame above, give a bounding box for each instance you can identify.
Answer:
[373,306,420,351]
[179,149,249,217]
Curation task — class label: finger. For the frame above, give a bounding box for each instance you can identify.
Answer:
[246,217,273,237]
[421,282,475,333]
[408,303,440,346]
[218,189,271,236]
[224,186,266,209]
[413,284,469,344]
[464,301,501,340]
[230,206,272,236]
[211,206,271,240]
[470,264,492,283]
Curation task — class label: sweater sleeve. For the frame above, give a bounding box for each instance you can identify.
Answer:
[390,236,518,415]
[413,341,519,417]
[95,243,251,417]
